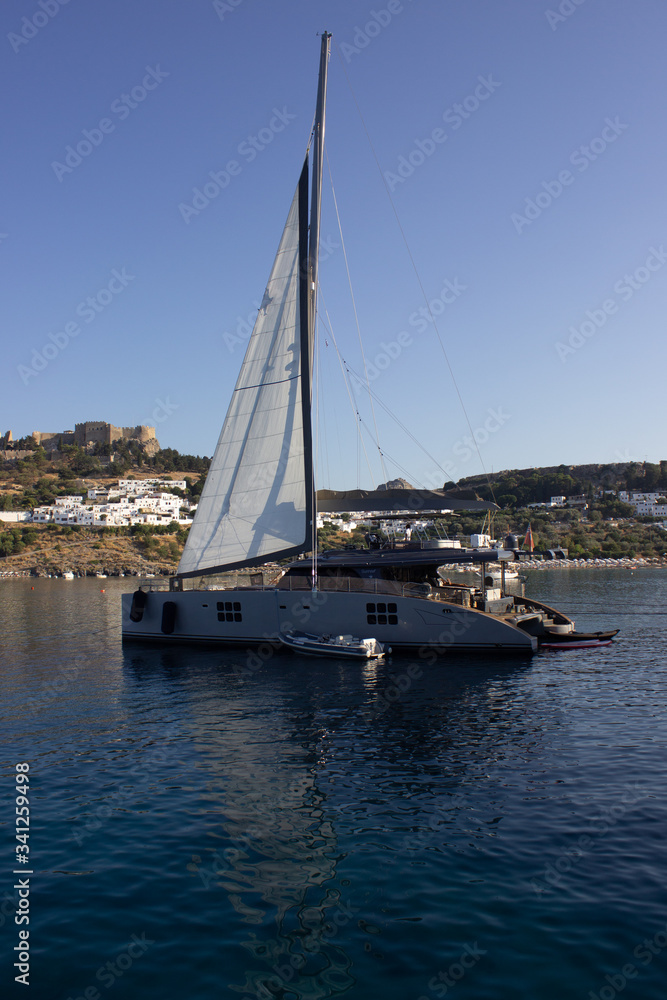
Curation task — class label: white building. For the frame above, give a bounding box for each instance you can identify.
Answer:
[631,492,666,504]
[87,488,120,500]
[29,480,195,527]
[0,511,32,522]
[58,495,84,507]
[316,514,358,533]
[32,505,55,523]
[118,479,187,494]
[615,490,667,517]
[633,502,667,516]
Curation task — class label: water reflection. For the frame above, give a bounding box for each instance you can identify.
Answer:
[4,572,665,998]
[123,645,540,998]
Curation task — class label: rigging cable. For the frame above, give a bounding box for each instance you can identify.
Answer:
[342,360,455,484]
[324,145,388,486]
[320,317,454,489]
[333,39,497,505]
[320,311,428,487]
[317,326,332,489]
[320,312,439,490]
[317,288,377,487]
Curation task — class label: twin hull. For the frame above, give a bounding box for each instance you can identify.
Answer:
[121,589,537,653]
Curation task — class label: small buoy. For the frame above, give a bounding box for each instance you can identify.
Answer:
[100,589,105,593]
[31,586,34,591]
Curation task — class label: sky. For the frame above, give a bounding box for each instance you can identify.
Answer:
[2,0,666,491]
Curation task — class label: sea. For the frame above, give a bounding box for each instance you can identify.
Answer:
[1,568,666,1000]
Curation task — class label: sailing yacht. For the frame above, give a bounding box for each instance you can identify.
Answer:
[121,33,610,654]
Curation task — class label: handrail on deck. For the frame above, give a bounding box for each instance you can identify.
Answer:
[275,576,475,604]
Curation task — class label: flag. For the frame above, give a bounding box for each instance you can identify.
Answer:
[524,524,534,552]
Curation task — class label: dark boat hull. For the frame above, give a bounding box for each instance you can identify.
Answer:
[540,629,619,650]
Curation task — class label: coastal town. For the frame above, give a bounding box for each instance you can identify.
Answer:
[0,479,196,528]
[528,491,667,519]
[1,477,666,533]
[1,423,666,575]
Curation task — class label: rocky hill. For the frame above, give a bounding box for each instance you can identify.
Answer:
[0,524,183,578]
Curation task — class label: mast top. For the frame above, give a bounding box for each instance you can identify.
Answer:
[308,30,330,320]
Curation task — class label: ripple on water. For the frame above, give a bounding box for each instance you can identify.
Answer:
[2,572,667,999]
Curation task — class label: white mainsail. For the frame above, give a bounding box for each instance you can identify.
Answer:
[178,162,312,577]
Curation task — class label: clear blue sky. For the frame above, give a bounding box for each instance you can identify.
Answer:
[2,0,665,490]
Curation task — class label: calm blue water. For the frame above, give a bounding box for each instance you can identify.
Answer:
[1,569,666,1000]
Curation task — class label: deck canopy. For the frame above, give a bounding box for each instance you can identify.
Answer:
[316,488,498,514]
[288,547,512,572]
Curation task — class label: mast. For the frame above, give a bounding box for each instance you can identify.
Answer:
[307,31,331,590]
[175,34,331,583]
[309,31,331,336]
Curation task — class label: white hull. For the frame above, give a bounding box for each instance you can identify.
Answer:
[121,588,537,653]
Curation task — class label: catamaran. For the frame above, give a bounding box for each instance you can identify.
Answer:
[122,33,614,654]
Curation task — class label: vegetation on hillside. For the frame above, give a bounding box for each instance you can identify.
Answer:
[0,522,189,575]
[0,446,207,511]
[316,499,667,562]
[2,450,666,569]
[441,503,666,560]
[457,461,667,508]
[1,441,210,480]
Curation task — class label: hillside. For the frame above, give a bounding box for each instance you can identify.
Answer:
[0,445,208,576]
[0,524,185,577]
[2,450,667,572]
[0,444,208,512]
[456,461,667,508]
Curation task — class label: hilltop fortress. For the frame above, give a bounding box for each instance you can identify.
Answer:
[27,421,160,456]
